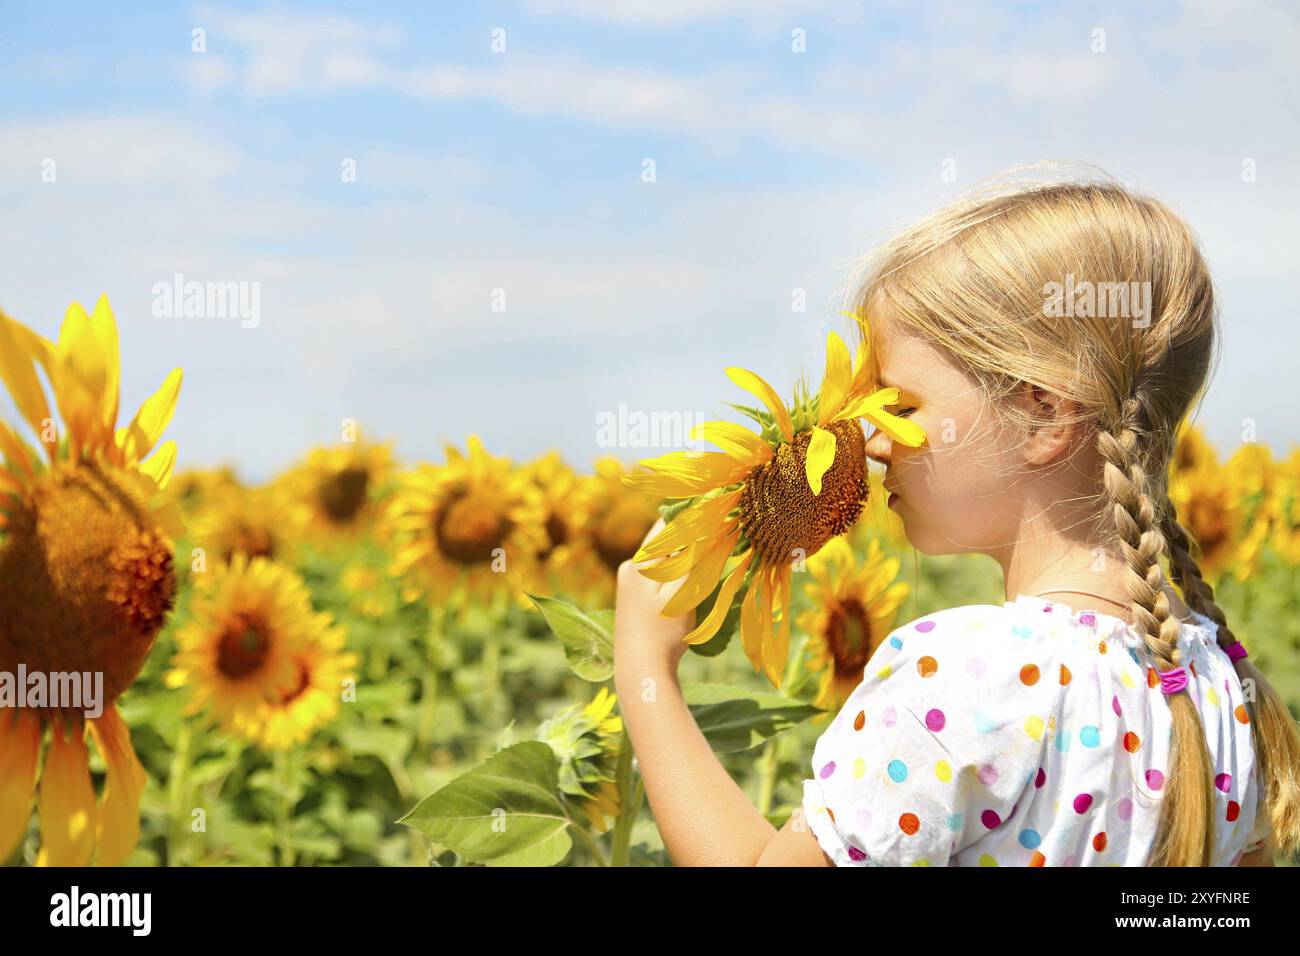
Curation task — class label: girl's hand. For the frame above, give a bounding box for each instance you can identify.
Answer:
[614,518,696,671]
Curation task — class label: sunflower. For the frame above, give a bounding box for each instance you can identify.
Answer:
[1172,420,1218,475]
[0,294,182,865]
[1267,449,1300,564]
[1168,441,1274,583]
[275,434,394,545]
[189,484,297,568]
[165,464,240,517]
[165,553,356,749]
[535,687,623,833]
[384,435,548,608]
[796,537,909,717]
[624,329,924,687]
[531,454,662,603]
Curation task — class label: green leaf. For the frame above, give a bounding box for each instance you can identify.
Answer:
[682,683,824,753]
[398,741,576,867]
[526,593,614,681]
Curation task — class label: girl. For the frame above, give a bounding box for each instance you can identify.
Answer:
[612,171,1300,866]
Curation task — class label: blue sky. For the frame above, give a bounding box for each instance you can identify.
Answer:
[1,0,1297,480]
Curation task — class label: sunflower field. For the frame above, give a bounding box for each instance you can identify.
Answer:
[2,295,1299,867]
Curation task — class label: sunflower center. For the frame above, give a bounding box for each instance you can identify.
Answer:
[738,420,868,566]
[825,598,875,676]
[319,467,369,523]
[216,618,270,680]
[593,498,658,572]
[278,660,312,705]
[226,521,276,562]
[0,462,176,704]
[541,511,569,559]
[437,490,511,563]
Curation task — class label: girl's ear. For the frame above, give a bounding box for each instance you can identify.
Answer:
[1016,382,1080,465]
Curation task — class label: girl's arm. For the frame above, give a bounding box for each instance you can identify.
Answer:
[612,524,832,867]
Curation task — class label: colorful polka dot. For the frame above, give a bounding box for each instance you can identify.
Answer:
[1055,729,1072,752]
[1092,831,1107,852]
[1012,625,1033,639]
[889,636,903,650]
[853,757,865,778]
[974,711,996,733]
[1024,715,1045,740]
[946,812,963,831]
[1073,793,1094,814]
[1123,731,1141,753]
[899,813,920,835]
[1145,769,1165,791]
[1060,664,1072,685]
[1034,767,1046,788]
[925,708,946,732]
[1117,797,1133,821]
[1019,828,1042,849]
[981,809,1001,829]
[1215,772,1232,793]
[1020,663,1040,685]
[1029,851,1046,867]
[978,764,999,788]
[1112,695,1122,716]
[917,656,939,678]
[1080,725,1101,748]
[1226,800,1241,823]
[819,760,836,779]
[882,706,897,728]
[1235,704,1250,724]
[853,710,866,731]
[915,620,936,633]
[887,759,909,783]
[847,845,866,861]
[1079,612,1097,627]
[935,760,953,783]
[979,853,999,866]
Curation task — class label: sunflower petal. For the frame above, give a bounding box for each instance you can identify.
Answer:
[660,535,735,618]
[725,367,793,442]
[804,425,837,496]
[739,575,764,674]
[0,312,53,449]
[633,490,742,560]
[839,388,926,447]
[625,452,750,499]
[764,564,794,688]
[817,332,853,426]
[683,551,753,645]
[36,719,96,866]
[637,542,699,582]
[120,368,183,465]
[0,419,38,481]
[689,420,768,463]
[139,440,177,487]
[0,708,41,862]
[86,704,147,866]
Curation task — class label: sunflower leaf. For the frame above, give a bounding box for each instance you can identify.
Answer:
[681,683,824,753]
[398,741,575,866]
[526,593,614,682]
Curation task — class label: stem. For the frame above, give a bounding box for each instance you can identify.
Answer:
[167,720,193,867]
[610,726,637,866]
[570,822,609,867]
[274,747,296,867]
[418,605,445,753]
[755,737,780,817]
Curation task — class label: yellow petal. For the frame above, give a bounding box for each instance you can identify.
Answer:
[804,425,837,495]
[0,708,42,862]
[90,295,121,443]
[87,704,147,866]
[637,542,699,582]
[120,368,183,465]
[738,575,764,673]
[683,551,753,644]
[139,440,177,487]
[838,388,926,447]
[725,367,793,442]
[0,312,53,450]
[817,332,853,426]
[634,490,742,560]
[763,564,793,688]
[0,419,38,482]
[689,420,768,463]
[625,452,751,499]
[37,719,97,866]
[660,534,736,617]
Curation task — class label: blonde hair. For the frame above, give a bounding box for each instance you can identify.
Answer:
[843,162,1300,866]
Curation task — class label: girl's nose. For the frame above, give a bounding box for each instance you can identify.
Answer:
[864,425,891,467]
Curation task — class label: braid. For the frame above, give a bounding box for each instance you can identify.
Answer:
[1097,395,1216,865]
[1161,493,1300,860]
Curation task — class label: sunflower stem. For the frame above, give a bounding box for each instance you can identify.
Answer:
[571,821,609,867]
[167,720,193,866]
[609,725,638,866]
[274,747,296,867]
[417,605,445,754]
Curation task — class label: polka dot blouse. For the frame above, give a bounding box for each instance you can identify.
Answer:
[800,594,1270,866]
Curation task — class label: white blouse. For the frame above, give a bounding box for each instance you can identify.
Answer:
[800,593,1269,866]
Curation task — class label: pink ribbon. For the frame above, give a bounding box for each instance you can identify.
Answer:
[1225,641,1249,663]
[1158,667,1188,695]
